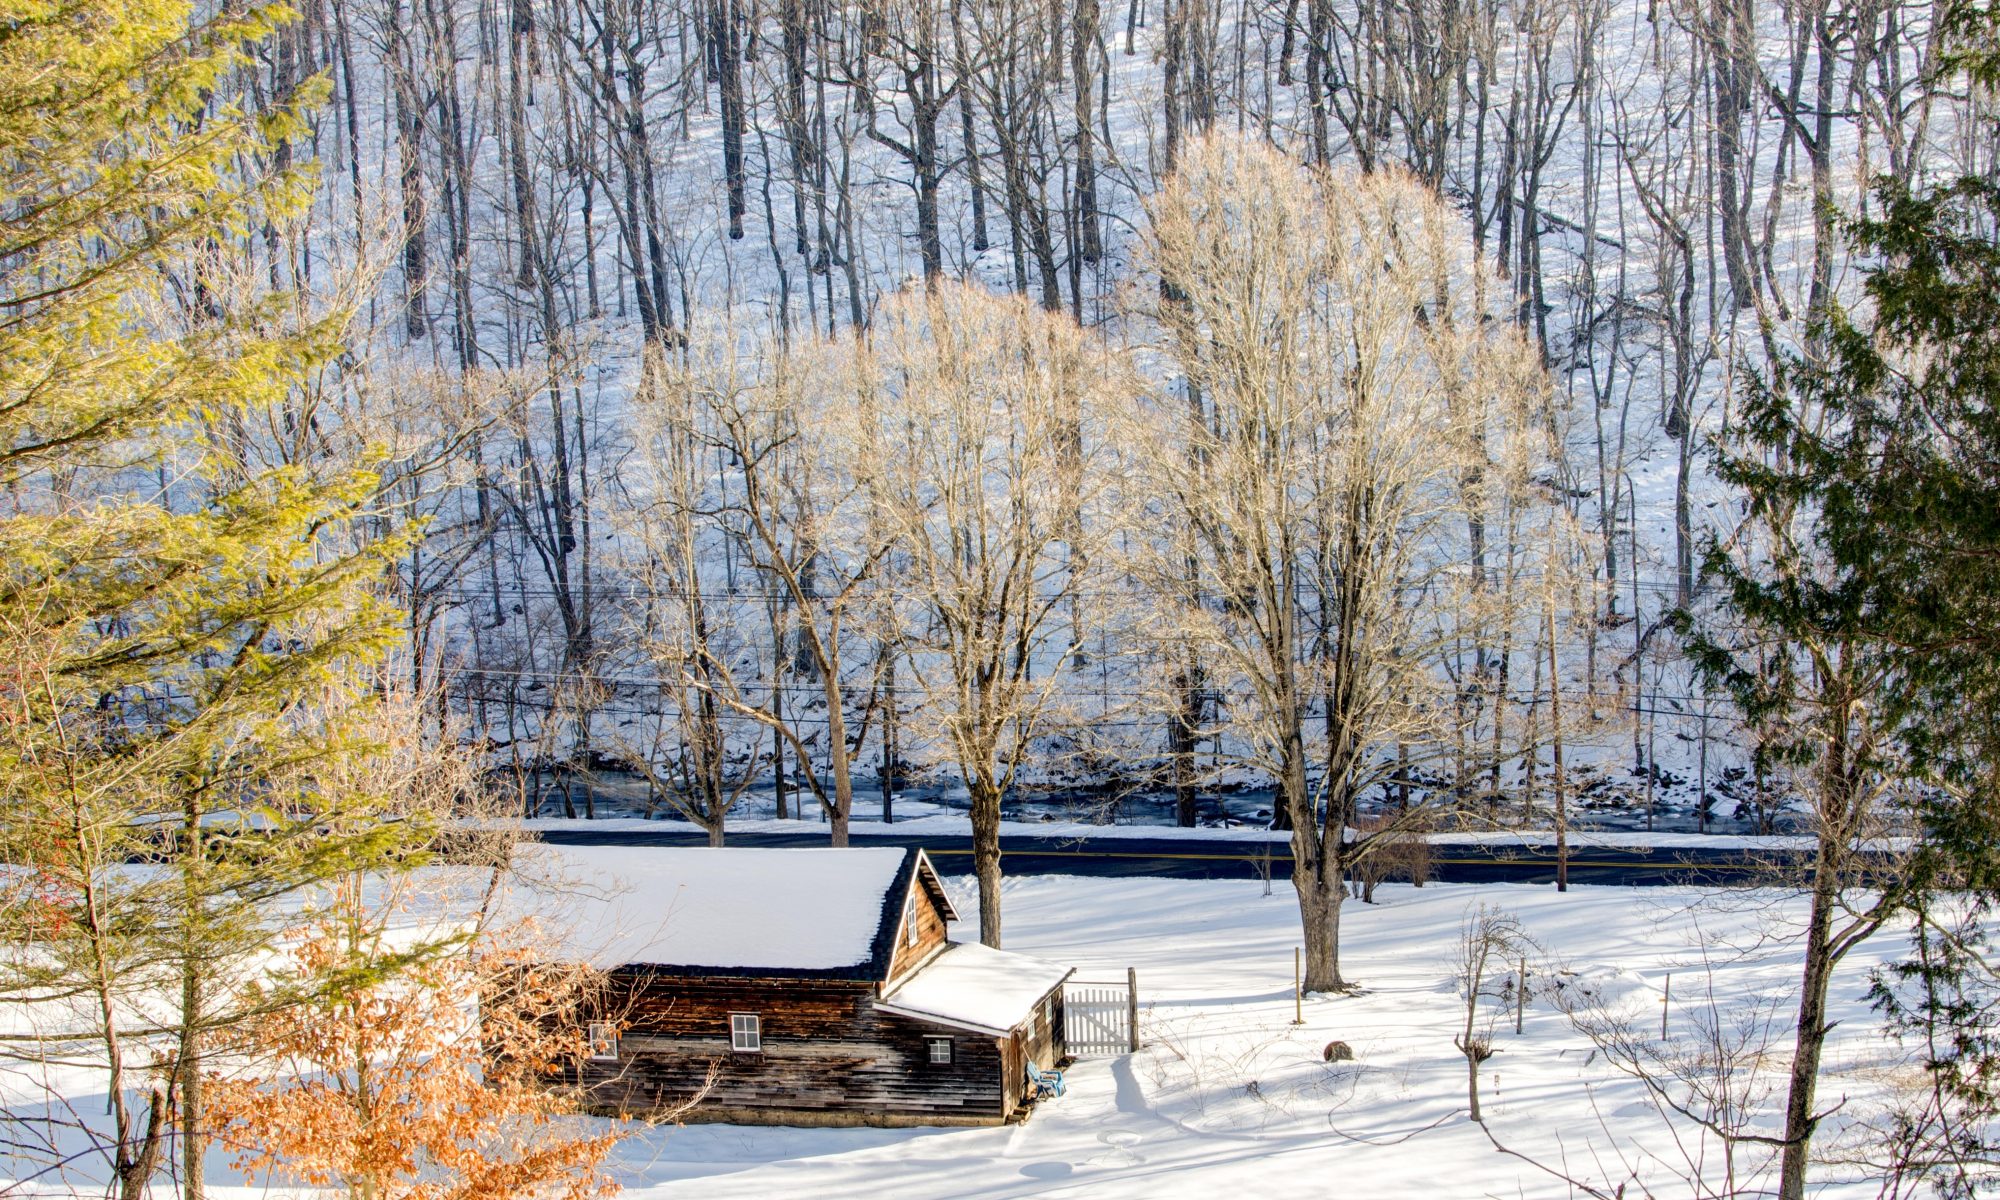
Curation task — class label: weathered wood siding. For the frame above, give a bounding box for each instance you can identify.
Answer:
[885,874,951,983]
[577,972,1010,1125]
[1022,988,1065,1067]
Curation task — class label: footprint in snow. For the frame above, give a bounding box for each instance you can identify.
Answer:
[1089,1127,1145,1167]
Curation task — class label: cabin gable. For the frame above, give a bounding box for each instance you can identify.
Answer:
[884,861,954,985]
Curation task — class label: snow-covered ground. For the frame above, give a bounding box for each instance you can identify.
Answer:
[0,874,1922,1197]
[599,876,1908,1199]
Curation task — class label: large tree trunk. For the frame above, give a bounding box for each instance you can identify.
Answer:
[969,772,1005,947]
[1280,727,1348,992]
[1293,845,1347,993]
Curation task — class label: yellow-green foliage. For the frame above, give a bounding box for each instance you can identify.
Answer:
[0,0,321,477]
[0,0,432,1103]
[0,0,412,830]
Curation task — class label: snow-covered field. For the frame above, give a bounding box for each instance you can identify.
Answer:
[598,877,1906,1199]
[0,874,1919,1198]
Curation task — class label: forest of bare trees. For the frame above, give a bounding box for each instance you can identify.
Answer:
[220,0,1993,857]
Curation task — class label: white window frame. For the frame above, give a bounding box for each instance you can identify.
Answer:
[904,896,920,947]
[587,1021,619,1062]
[927,1036,953,1065]
[730,1012,762,1053]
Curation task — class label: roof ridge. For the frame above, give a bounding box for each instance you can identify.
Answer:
[861,846,924,982]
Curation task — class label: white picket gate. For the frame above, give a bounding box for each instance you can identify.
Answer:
[1064,970,1139,1055]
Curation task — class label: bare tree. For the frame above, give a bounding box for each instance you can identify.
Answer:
[1452,903,1531,1123]
[622,349,772,845]
[1558,937,1790,1196]
[633,329,895,844]
[860,281,1130,947]
[1134,135,1561,992]
[855,0,966,281]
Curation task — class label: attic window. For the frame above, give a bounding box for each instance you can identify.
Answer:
[730,1013,762,1053]
[587,1022,618,1061]
[928,1036,953,1065]
[904,897,920,947]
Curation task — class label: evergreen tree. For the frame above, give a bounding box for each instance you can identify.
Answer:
[1686,9,2000,1175]
[1819,173,2000,1195]
[0,4,446,1194]
[1682,342,1914,1200]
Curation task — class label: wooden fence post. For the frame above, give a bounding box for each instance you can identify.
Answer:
[1515,956,1527,1035]
[1127,967,1140,1051]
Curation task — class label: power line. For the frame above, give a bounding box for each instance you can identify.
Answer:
[427,573,1715,604]
[438,662,1736,707]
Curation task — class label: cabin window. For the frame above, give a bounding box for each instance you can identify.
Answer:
[927,1037,953,1065]
[587,1022,618,1061]
[730,1013,762,1053]
[904,896,920,947]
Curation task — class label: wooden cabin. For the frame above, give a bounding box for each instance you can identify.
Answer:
[506,844,1073,1127]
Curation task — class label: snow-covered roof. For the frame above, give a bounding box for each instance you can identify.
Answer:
[876,942,1075,1037]
[499,843,947,978]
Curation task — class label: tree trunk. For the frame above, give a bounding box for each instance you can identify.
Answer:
[176,797,207,1200]
[969,773,1005,947]
[1777,853,1839,1199]
[824,680,853,847]
[881,648,898,824]
[915,83,944,279]
[950,0,990,255]
[1710,0,1756,308]
[1073,0,1102,262]
[1548,598,1568,891]
[388,0,427,340]
[115,1081,169,1200]
[506,0,538,288]
[1293,848,1346,992]
[1281,722,1348,991]
[1171,664,1200,827]
[772,668,790,820]
[1162,0,1184,171]
[1304,0,1329,162]
[716,0,747,239]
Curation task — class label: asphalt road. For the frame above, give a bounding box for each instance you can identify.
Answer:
[526,826,1828,887]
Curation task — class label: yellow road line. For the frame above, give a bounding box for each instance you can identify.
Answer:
[917,847,1785,872]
